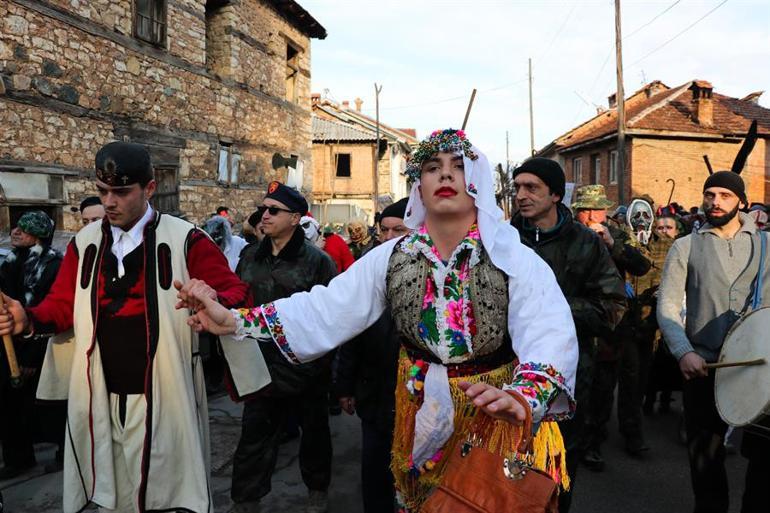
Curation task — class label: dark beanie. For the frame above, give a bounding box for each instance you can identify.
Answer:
[703,171,746,203]
[512,157,566,200]
[95,142,154,186]
[264,181,308,214]
[380,198,408,220]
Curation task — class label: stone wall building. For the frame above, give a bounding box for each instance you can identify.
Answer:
[310,95,417,224]
[0,0,326,232]
[539,80,770,209]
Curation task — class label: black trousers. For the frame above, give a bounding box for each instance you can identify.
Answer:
[617,329,654,438]
[231,387,333,503]
[584,358,620,448]
[0,374,38,469]
[361,419,395,513]
[557,346,594,513]
[683,372,770,513]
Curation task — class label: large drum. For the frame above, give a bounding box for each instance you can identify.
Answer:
[715,307,770,433]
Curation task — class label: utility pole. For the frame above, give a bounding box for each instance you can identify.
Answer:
[528,58,535,156]
[373,83,382,218]
[505,130,510,172]
[615,0,626,204]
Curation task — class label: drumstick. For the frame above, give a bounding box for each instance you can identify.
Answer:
[0,292,22,387]
[705,358,767,369]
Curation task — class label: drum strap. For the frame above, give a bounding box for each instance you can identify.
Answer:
[752,232,767,311]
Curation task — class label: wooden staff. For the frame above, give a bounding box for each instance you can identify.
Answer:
[461,88,477,131]
[705,358,766,370]
[0,292,22,387]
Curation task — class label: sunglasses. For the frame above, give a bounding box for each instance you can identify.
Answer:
[257,205,297,216]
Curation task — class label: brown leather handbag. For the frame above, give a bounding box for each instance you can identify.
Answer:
[422,392,559,513]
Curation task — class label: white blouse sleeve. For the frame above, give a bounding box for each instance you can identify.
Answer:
[505,244,578,422]
[257,237,398,364]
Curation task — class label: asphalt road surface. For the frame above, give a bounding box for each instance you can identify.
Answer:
[1,392,748,512]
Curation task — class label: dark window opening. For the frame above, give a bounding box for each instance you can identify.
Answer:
[335,153,351,178]
[135,0,167,46]
[286,42,300,102]
[151,166,180,214]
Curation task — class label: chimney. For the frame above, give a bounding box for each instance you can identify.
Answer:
[311,92,320,106]
[689,80,714,128]
[354,97,363,112]
[342,100,350,110]
[608,93,617,109]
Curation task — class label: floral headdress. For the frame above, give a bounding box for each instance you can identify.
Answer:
[405,129,478,181]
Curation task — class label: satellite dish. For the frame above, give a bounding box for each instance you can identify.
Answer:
[271,153,299,170]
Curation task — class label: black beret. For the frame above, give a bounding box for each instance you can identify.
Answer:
[380,197,408,220]
[95,142,154,187]
[512,157,566,200]
[265,181,308,214]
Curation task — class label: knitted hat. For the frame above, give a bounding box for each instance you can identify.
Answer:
[512,158,566,200]
[264,181,308,213]
[17,210,54,239]
[703,170,747,203]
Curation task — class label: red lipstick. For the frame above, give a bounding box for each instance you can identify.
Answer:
[435,187,457,197]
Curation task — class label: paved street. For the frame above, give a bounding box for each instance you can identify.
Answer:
[1,392,747,513]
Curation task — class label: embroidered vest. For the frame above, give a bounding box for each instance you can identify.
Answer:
[385,245,509,359]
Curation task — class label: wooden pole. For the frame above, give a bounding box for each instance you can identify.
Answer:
[705,358,766,370]
[615,0,627,204]
[373,83,382,220]
[1,292,22,387]
[461,89,477,130]
[528,58,535,156]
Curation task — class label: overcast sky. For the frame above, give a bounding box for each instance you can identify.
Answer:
[301,0,770,168]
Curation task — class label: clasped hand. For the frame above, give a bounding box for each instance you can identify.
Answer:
[174,279,237,335]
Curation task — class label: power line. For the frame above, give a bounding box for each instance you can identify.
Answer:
[534,1,579,65]
[364,76,529,112]
[629,0,729,67]
[624,0,682,40]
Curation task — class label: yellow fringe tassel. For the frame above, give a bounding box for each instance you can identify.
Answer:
[390,351,571,511]
[533,421,571,491]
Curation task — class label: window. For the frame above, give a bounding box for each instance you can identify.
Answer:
[572,157,582,184]
[218,143,241,185]
[592,155,601,184]
[335,153,351,178]
[285,43,300,102]
[609,150,618,184]
[134,0,166,46]
[151,166,180,214]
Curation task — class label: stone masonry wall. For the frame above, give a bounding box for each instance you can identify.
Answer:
[0,0,316,230]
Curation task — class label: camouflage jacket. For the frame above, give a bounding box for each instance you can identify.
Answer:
[511,204,627,348]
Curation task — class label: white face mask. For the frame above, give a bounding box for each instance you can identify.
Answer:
[300,217,320,243]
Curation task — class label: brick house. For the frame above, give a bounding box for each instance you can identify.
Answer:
[539,80,770,209]
[0,0,326,232]
[310,95,417,224]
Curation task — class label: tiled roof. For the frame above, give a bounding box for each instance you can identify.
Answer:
[265,0,327,39]
[312,117,376,142]
[313,103,419,145]
[551,80,770,152]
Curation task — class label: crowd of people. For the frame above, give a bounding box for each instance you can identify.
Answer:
[0,133,768,513]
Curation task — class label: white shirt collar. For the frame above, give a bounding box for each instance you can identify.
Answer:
[111,204,155,245]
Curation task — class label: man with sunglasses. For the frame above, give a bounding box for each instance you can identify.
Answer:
[231,181,337,513]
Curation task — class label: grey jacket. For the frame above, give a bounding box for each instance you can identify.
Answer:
[657,213,770,362]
